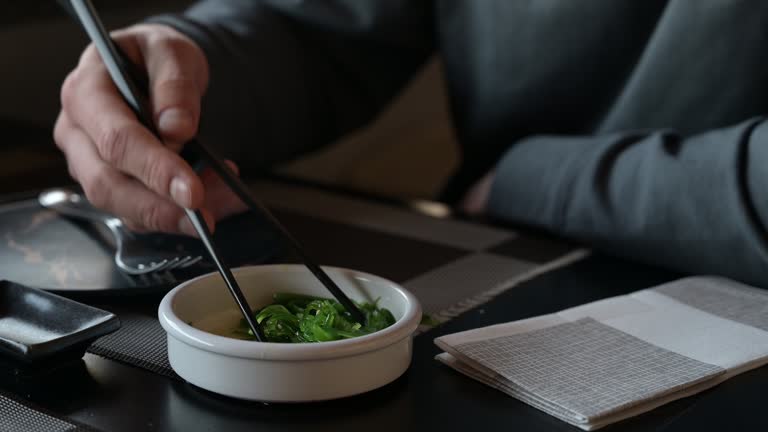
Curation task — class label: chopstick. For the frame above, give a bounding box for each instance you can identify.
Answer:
[58,0,365,326]
[184,207,265,341]
[60,0,268,341]
[61,0,367,329]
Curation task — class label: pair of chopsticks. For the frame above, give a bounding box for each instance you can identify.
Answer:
[59,0,367,341]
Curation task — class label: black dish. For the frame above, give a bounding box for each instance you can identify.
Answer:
[0,280,120,364]
[0,197,281,295]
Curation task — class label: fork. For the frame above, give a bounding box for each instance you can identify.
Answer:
[38,188,202,275]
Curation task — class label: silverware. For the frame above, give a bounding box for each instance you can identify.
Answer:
[38,188,202,275]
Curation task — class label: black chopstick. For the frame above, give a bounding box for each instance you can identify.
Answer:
[61,0,267,341]
[184,208,265,341]
[185,141,368,324]
[61,0,367,326]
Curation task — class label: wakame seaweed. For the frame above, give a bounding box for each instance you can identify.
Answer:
[233,292,396,343]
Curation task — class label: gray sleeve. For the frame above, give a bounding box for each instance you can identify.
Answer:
[148,0,434,171]
[488,118,768,286]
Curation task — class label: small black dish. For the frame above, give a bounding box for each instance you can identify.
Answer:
[0,280,120,365]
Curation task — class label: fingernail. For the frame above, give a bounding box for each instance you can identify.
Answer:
[158,108,193,135]
[170,177,191,207]
[178,216,199,237]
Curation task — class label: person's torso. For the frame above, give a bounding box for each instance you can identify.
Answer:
[436,0,768,199]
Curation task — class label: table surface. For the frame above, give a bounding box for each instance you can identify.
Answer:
[2,182,767,432]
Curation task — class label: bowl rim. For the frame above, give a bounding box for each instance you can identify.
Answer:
[158,264,422,361]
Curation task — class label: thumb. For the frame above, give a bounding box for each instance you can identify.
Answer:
[139,28,209,147]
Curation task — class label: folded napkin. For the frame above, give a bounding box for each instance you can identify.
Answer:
[434,276,768,430]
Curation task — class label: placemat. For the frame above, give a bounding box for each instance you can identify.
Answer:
[80,181,587,380]
[87,312,179,380]
[0,390,99,432]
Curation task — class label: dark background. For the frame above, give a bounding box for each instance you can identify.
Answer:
[0,1,460,201]
[0,1,193,194]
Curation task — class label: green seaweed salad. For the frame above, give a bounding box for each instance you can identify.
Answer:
[233,292,396,343]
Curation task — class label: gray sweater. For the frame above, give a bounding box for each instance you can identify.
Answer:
[152,0,768,286]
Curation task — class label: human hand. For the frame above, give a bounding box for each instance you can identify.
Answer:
[55,24,244,235]
[459,170,496,216]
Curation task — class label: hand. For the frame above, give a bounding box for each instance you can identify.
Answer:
[459,170,496,216]
[55,24,244,235]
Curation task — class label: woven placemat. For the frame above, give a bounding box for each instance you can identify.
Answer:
[0,390,99,432]
[86,249,587,381]
[80,183,586,380]
[87,312,178,380]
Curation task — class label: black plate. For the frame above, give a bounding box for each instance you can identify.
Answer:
[0,198,282,295]
[0,280,121,364]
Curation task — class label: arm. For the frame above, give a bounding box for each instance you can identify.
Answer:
[149,0,435,170]
[55,0,434,234]
[487,118,768,286]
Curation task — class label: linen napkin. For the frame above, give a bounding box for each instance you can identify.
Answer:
[434,276,768,430]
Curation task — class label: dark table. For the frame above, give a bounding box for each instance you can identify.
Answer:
[2,181,766,432]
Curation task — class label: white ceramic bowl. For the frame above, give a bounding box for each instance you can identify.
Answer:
[158,265,422,402]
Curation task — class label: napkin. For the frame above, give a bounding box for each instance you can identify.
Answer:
[434,276,768,430]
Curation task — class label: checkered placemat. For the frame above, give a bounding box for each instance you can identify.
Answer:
[254,181,589,319]
[74,181,586,380]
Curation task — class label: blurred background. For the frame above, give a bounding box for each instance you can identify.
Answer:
[0,1,458,200]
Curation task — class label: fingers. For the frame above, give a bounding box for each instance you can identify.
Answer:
[459,170,496,216]
[56,112,242,236]
[60,30,205,210]
[177,161,247,235]
[55,113,190,234]
[56,24,214,235]
[202,161,247,220]
[136,29,209,146]
[177,208,217,237]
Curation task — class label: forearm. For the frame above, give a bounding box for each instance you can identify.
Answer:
[488,118,768,286]
[149,0,434,171]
